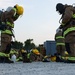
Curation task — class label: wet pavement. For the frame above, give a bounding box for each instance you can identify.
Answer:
[0,62,75,75]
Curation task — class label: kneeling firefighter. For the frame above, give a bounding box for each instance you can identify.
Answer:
[30,49,42,61]
[0,4,24,63]
[21,49,31,63]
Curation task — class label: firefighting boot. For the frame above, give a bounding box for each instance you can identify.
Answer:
[56,55,64,62]
[56,56,60,62]
[64,57,75,63]
[4,57,14,63]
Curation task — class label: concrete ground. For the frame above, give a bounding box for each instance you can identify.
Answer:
[0,62,75,75]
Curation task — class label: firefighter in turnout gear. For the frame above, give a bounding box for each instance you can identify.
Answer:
[55,28,66,62]
[56,3,75,63]
[29,49,42,61]
[0,4,24,63]
[21,49,31,63]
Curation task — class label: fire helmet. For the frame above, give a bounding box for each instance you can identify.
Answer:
[56,3,64,14]
[32,49,40,55]
[16,4,24,15]
[21,49,27,53]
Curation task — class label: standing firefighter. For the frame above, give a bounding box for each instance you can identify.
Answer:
[55,28,66,62]
[56,3,75,62]
[0,4,24,63]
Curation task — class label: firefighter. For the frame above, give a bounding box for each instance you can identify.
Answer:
[55,28,66,62]
[21,49,31,63]
[0,4,24,63]
[56,3,75,62]
[30,48,42,61]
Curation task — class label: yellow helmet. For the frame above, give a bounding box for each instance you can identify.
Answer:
[32,49,40,55]
[16,4,24,15]
[50,56,56,62]
[21,49,27,53]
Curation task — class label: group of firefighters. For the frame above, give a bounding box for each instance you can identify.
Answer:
[0,3,75,63]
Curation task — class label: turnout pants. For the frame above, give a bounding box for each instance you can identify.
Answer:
[56,45,66,56]
[0,33,12,53]
[65,32,75,56]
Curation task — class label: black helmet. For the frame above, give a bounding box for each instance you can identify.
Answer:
[56,3,64,14]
